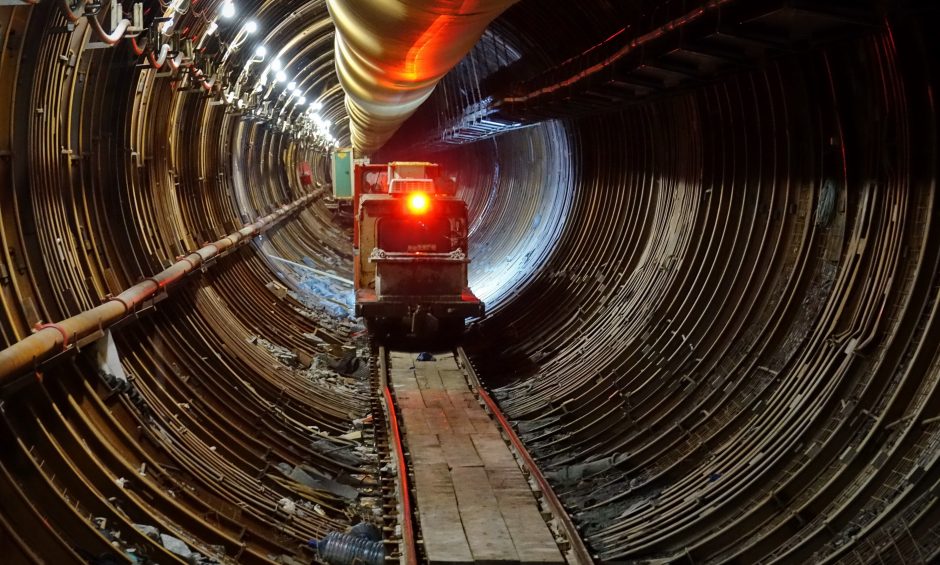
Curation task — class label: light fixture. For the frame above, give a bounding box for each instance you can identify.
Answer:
[244,20,258,34]
[406,192,430,215]
[298,96,306,105]
[287,81,297,91]
[221,2,236,18]
[275,70,287,83]
[271,59,283,71]
[254,45,267,58]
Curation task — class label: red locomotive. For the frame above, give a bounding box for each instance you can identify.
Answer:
[352,161,484,340]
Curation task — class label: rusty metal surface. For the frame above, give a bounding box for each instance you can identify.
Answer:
[377,345,419,565]
[456,5,940,563]
[457,346,593,564]
[0,2,373,562]
[0,193,316,385]
[3,1,940,564]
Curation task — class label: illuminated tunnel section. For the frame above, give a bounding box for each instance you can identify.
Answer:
[376,27,578,313]
[435,121,575,312]
[458,5,940,564]
[386,1,940,562]
[1,0,940,564]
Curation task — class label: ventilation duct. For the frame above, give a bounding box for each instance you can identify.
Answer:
[327,0,518,154]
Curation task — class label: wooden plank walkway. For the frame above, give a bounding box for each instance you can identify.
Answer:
[389,351,566,564]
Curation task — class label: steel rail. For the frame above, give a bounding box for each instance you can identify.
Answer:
[377,345,419,565]
[456,346,595,565]
[0,192,316,386]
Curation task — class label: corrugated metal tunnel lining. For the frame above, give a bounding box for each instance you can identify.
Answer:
[446,3,940,562]
[1,0,940,563]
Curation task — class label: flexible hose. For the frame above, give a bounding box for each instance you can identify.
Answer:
[315,531,385,565]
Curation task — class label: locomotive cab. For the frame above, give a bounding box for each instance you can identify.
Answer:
[354,162,484,341]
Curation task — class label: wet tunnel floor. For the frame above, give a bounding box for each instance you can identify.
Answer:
[388,351,565,564]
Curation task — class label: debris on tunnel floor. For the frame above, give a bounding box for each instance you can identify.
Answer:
[543,452,630,486]
[246,335,371,398]
[275,463,361,501]
[4,1,940,564]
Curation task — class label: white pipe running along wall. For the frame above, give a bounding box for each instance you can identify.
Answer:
[327,0,519,154]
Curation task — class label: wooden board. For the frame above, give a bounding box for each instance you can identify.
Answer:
[414,463,476,563]
[390,353,565,564]
[452,466,521,563]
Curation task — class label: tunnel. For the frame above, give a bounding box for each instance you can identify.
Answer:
[1,0,939,563]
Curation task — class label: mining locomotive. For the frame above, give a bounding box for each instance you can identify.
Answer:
[351,161,484,340]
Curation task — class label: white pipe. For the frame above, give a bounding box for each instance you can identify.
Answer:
[267,255,354,286]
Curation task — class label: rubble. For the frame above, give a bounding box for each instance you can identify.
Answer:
[310,438,365,467]
[544,452,630,486]
[248,335,301,367]
[271,254,362,339]
[329,349,370,379]
[246,336,370,400]
[250,256,382,557]
[276,498,297,516]
[515,415,561,435]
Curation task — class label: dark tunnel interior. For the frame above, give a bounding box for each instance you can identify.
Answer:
[1,0,940,563]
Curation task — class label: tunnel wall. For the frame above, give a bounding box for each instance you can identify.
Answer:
[0,2,367,560]
[462,14,940,563]
[2,0,940,562]
[425,121,576,310]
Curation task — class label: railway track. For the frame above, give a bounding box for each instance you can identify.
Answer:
[374,344,592,565]
[372,341,417,565]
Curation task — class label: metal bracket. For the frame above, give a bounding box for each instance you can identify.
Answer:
[129,2,144,35]
[87,1,144,48]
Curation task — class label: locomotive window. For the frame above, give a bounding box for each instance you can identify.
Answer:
[378,217,459,253]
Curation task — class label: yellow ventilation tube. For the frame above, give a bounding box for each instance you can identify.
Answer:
[327,0,519,154]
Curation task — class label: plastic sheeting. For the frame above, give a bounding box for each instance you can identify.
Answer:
[95,330,129,385]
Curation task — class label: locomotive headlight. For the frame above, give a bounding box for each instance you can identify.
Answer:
[406,192,430,214]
